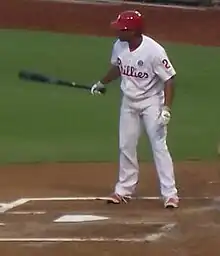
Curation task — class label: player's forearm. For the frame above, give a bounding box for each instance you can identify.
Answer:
[100,65,120,85]
[164,77,175,109]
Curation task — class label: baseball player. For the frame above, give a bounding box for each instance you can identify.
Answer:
[91,10,179,208]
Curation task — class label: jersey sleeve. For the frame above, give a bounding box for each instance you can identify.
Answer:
[152,48,176,82]
[110,41,119,66]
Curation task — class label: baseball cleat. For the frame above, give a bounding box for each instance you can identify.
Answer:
[164,197,179,209]
[106,193,131,204]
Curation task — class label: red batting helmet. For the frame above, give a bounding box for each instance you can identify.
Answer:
[111,10,144,31]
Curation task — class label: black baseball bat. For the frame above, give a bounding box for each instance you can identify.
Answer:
[18,70,106,94]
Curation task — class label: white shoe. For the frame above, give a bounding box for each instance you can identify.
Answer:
[164,197,179,209]
[106,193,131,204]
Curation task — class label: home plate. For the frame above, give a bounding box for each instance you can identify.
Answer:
[54,215,109,223]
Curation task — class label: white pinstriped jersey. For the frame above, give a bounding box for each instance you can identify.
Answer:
[111,35,176,100]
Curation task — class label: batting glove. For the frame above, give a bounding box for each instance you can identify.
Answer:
[91,81,105,95]
[160,106,171,125]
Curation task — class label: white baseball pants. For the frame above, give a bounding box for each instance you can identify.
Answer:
[114,94,178,199]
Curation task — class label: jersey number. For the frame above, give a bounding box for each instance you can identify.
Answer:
[162,59,171,69]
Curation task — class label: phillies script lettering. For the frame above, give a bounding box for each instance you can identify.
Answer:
[117,58,148,79]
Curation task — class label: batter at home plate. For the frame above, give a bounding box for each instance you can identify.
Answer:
[91,10,179,209]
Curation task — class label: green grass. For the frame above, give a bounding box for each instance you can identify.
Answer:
[0,29,219,164]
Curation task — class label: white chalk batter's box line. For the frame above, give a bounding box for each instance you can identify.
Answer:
[0,196,218,243]
[0,221,177,243]
[0,195,219,214]
[0,224,174,242]
[0,222,176,243]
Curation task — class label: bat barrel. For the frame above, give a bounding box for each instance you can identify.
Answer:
[18,70,106,94]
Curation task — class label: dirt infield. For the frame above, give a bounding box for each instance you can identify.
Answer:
[0,162,220,255]
[0,0,220,255]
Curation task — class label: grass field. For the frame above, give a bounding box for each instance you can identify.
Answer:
[0,29,219,164]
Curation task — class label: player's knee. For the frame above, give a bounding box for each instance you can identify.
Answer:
[119,145,135,154]
[119,141,137,154]
[151,140,168,153]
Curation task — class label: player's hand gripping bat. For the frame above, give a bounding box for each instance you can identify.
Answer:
[18,70,106,94]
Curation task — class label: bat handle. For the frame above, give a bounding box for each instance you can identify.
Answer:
[71,81,106,94]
